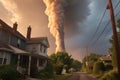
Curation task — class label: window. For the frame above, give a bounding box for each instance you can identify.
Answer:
[32,46,37,54]
[17,39,21,48]
[44,47,46,53]
[0,58,7,64]
[40,44,42,52]
[3,59,6,64]
[0,58,2,64]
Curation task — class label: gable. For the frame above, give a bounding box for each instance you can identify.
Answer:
[41,39,49,48]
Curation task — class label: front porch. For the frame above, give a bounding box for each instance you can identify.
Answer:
[17,54,47,76]
[6,44,47,76]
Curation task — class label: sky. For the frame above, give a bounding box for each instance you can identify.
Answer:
[0,0,120,61]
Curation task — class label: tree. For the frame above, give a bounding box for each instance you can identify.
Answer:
[109,19,120,67]
[82,53,101,72]
[93,61,105,74]
[49,52,73,74]
[71,60,82,71]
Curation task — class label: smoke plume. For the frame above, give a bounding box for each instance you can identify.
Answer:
[43,0,66,52]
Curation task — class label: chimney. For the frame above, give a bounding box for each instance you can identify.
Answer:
[13,22,18,31]
[27,26,31,40]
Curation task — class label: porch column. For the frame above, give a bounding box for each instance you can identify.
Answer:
[2,52,6,64]
[37,57,39,69]
[17,55,20,71]
[28,56,31,76]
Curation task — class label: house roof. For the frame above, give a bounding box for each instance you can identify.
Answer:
[100,56,112,61]
[0,43,29,54]
[0,44,13,52]
[0,44,47,58]
[8,45,29,54]
[0,19,26,40]
[27,37,50,48]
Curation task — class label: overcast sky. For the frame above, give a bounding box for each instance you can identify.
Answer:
[0,0,120,61]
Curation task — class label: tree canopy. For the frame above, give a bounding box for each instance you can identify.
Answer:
[109,19,120,67]
[82,53,101,72]
[49,52,73,74]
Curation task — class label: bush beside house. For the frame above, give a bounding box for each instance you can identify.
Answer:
[0,65,19,80]
[30,59,54,80]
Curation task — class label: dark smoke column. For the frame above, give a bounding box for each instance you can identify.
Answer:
[43,0,66,52]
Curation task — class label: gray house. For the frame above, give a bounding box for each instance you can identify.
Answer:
[0,19,49,75]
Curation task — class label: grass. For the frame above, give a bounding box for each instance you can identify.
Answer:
[87,68,119,80]
[99,68,119,80]
[53,73,72,80]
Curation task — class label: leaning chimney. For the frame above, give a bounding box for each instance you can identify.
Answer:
[27,26,31,40]
[13,22,18,31]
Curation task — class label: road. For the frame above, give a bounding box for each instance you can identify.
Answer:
[79,72,97,80]
[66,72,97,80]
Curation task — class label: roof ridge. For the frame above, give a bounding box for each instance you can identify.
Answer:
[0,19,26,40]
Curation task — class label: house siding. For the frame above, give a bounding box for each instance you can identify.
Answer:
[10,36,26,50]
[0,51,11,65]
[0,29,9,43]
[26,44,47,57]
[26,44,40,54]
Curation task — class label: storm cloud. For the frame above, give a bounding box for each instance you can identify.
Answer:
[64,0,90,37]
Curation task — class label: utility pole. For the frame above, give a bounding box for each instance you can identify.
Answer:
[86,47,89,71]
[108,0,120,77]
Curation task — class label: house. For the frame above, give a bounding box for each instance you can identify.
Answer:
[0,19,49,75]
[100,51,112,64]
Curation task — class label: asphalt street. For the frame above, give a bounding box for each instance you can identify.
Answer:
[66,72,97,80]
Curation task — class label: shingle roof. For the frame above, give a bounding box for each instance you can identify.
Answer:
[0,44,14,52]
[100,56,112,61]
[0,19,26,40]
[27,37,49,48]
[8,45,29,54]
[0,43,47,58]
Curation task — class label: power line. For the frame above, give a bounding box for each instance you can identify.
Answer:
[115,9,120,18]
[91,1,120,47]
[114,0,120,10]
[87,5,107,46]
[93,9,120,46]
[87,0,120,53]
[93,20,110,46]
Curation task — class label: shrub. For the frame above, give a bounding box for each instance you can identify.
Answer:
[0,65,19,80]
[39,59,54,79]
[93,61,105,74]
[31,59,54,80]
[105,64,113,71]
[30,66,38,78]
[55,62,64,75]
[99,69,119,80]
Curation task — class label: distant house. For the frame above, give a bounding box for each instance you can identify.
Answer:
[100,51,112,64]
[0,19,49,75]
